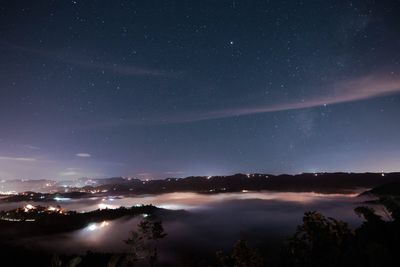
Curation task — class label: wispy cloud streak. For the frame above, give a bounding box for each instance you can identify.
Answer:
[94,72,400,126]
[180,73,400,122]
[0,156,37,162]
[65,58,169,77]
[6,44,170,77]
[22,145,40,150]
[76,153,91,158]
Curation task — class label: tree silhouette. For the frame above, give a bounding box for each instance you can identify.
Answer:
[283,197,400,267]
[124,219,167,267]
[217,239,263,267]
[282,211,354,267]
[353,197,400,267]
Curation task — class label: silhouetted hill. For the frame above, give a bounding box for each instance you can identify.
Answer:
[0,205,185,238]
[360,182,400,197]
[2,173,400,202]
[87,172,400,195]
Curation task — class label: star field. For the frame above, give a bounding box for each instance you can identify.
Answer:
[0,0,400,179]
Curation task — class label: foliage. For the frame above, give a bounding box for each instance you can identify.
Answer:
[282,197,400,267]
[217,239,263,267]
[282,211,354,267]
[124,219,167,266]
[353,197,400,266]
[50,255,81,267]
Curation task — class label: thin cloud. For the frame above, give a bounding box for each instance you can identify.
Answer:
[76,153,91,158]
[67,58,169,77]
[0,156,36,162]
[164,171,186,175]
[23,145,40,150]
[137,173,152,177]
[173,72,400,123]
[97,71,400,126]
[59,171,80,176]
[6,44,171,77]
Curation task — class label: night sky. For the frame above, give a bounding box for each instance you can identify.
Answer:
[1,0,400,180]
